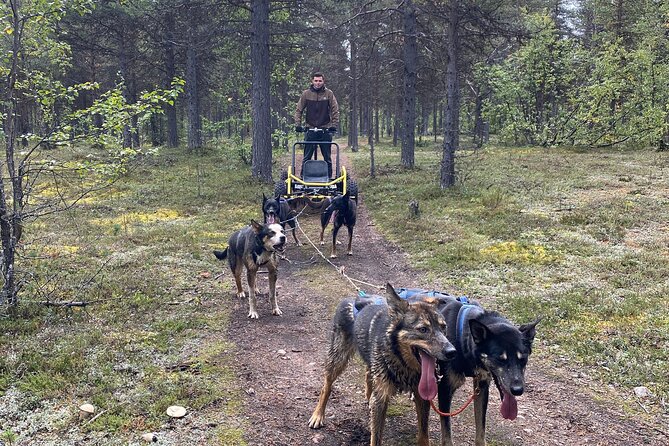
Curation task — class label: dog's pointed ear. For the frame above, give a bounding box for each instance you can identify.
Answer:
[385,283,409,314]
[469,319,490,344]
[519,317,541,343]
[250,219,263,233]
[262,193,267,202]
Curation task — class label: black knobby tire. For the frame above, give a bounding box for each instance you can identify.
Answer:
[306,197,326,210]
[347,180,359,201]
[274,180,287,197]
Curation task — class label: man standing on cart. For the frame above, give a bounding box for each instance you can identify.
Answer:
[294,72,340,179]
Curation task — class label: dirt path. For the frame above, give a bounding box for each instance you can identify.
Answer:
[224,150,668,446]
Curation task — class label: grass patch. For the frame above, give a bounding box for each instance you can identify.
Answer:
[353,141,669,414]
[0,143,257,443]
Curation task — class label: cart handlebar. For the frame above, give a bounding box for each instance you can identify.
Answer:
[297,126,336,134]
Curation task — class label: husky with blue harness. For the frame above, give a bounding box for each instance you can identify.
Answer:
[308,284,456,446]
[399,288,540,446]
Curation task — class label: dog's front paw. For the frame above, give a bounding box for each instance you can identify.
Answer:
[336,240,342,245]
[248,310,259,319]
[272,307,283,316]
[237,291,246,299]
[319,240,325,246]
[330,253,338,259]
[347,251,353,256]
[308,413,325,429]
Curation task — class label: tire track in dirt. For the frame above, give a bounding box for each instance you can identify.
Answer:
[224,146,668,446]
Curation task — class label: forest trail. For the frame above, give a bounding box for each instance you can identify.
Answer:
[222,146,668,446]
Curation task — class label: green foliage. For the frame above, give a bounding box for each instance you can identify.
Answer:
[71,78,184,145]
[0,430,18,445]
[482,13,586,146]
[569,37,668,147]
[481,8,669,148]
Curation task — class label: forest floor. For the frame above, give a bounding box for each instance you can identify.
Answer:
[216,151,668,446]
[3,146,668,446]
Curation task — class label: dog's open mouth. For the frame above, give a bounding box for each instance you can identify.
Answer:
[273,242,285,253]
[493,376,518,420]
[266,214,277,224]
[416,349,438,401]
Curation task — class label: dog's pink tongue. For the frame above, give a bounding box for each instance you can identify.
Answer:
[267,215,275,224]
[500,392,518,420]
[418,351,437,401]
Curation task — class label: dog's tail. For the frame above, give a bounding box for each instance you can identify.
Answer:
[213,248,228,261]
[323,298,357,371]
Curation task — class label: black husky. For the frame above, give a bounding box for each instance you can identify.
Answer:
[318,192,356,258]
[262,193,300,245]
[436,295,540,446]
[213,220,286,319]
[308,284,457,446]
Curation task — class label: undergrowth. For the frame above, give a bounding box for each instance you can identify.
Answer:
[0,143,259,444]
[354,141,669,416]
[1,137,667,444]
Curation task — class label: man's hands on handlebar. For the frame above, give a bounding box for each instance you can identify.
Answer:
[295,126,337,134]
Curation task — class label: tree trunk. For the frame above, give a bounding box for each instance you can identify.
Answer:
[433,101,438,142]
[473,88,484,147]
[369,127,376,178]
[349,37,359,152]
[401,0,417,168]
[119,31,133,149]
[440,2,459,189]
[186,3,202,151]
[250,0,272,181]
[421,101,429,136]
[164,14,179,147]
[1,0,24,305]
[393,97,400,146]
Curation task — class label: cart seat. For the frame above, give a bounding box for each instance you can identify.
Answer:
[302,160,330,182]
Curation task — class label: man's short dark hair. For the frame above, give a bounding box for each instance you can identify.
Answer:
[312,72,324,79]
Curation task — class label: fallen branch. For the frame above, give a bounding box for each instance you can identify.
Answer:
[39,301,92,308]
[167,298,195,305]
[84,408,109,426]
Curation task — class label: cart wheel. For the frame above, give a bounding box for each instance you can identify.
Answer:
[347,180,359,201]
[274,180,287,197]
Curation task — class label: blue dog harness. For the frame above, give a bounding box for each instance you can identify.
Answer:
[395,289,475,346]
[396,288,451,299]
[454,296,484,355]
[353,290,385,318]
[354,288,472,320]
[455,296,474,344]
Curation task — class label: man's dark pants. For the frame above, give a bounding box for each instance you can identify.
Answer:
[302,130,333,179]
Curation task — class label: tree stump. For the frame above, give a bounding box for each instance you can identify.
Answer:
[409,200,420,219]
